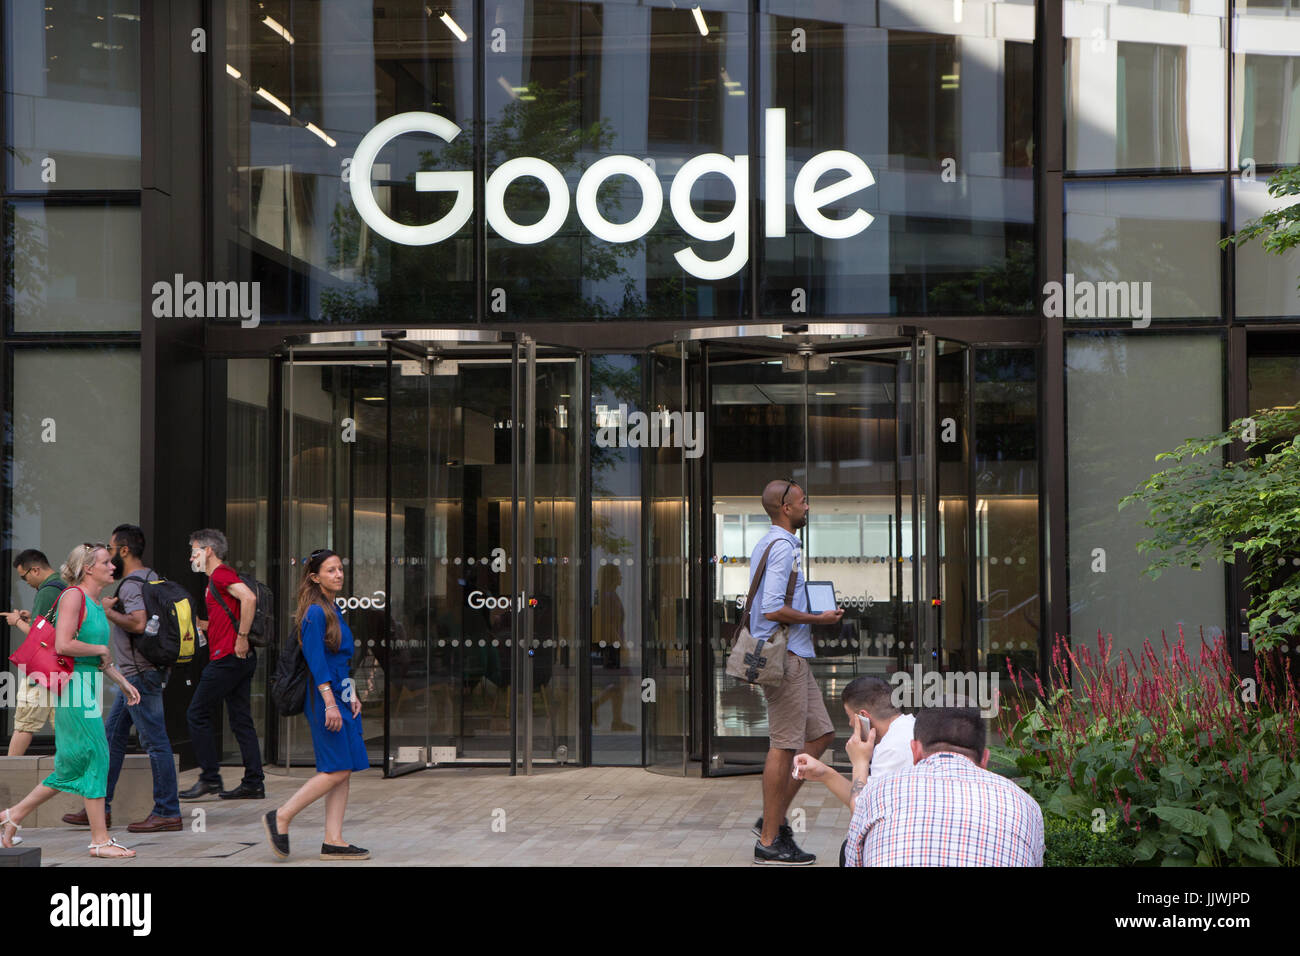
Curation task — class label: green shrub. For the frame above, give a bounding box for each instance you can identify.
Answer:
[1001,632,1300,866]
[1044,814,1131,867]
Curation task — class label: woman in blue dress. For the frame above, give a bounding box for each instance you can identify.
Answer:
[263,549,369,861]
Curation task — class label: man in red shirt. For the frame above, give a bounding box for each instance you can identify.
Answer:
[180,529,265,800]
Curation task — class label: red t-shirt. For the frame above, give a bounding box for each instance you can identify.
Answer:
[205,564,243,661]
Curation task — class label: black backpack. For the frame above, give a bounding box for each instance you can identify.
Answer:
[269,622,308,716]
[132,572,199,667]
[209,571,274,647]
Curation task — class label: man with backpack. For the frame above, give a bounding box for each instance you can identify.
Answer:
[182,528,265,800]
[76,524,182,832]
[3,549,65,756]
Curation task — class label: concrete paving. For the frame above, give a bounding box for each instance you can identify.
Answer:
[12,766,852,866]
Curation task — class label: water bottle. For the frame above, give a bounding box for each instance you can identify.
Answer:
[144,614,160,637]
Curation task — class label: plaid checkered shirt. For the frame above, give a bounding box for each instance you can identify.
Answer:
[844,751,1044,866]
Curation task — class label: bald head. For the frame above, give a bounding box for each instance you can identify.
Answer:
[762,479,799,520]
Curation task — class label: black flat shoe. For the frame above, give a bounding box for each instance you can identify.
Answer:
[179,780,222,800]
[320,843,369,861]
[263,810,289,859]
[219,783,266,800]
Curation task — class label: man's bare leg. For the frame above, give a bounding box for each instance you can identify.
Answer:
[759,747,796,846]
[759,731,835,846]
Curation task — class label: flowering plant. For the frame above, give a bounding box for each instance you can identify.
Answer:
[1000,629,1300,866]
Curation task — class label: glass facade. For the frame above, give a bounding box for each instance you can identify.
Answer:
[2,1,1296,776]
[219,0,1035,325]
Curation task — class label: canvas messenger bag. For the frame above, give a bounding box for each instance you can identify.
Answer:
[725,540,798,687]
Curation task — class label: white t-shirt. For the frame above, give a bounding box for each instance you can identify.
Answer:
[867,713,916,782]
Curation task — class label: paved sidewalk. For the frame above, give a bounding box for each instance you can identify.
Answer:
[17,766,853,866]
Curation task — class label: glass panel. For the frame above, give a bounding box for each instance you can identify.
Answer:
[1065,333,1227,660]
[3,0,141,190]
[7,347,141,749]
[481,0,750,322]
[7,202,140,332]
[804,355,909,770]
[973,348,1040,694]
[281,362,387,767]
[225,0,477,325]
[645,347,689,774]
[222,360,271,764]
[935,345,970,669]
[590,355,643,763]
[1234,1,1300,167]
[759,2,1036,316]
[1065,0,1226,172]
[1248,352,1300,412]
[1233,177,1300,319]
[1064,179,1223,322]
[525,352,582,764]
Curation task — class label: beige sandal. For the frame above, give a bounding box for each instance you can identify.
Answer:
[0,808,20,849]
[88,837,136,859]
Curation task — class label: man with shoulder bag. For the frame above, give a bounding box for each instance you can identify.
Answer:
[743,479,842,865]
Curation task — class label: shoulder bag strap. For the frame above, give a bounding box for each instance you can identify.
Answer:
[210,575,241,632]
[739,541,779,624]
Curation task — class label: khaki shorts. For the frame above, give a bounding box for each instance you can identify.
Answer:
[763,652,834,751]
[14,677,55,734]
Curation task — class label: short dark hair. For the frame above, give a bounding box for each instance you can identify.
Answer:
[12,549,50,571]
[111,524,146,559]
[913,707,986,760]
[843,676,899,718]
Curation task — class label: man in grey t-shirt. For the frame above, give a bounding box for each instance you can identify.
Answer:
[78,524,181,832]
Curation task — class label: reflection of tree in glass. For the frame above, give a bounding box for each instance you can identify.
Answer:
[590,357,638,555]
[320,81,679,323]
[926,238,1034,315]
[1067,224,1207,318]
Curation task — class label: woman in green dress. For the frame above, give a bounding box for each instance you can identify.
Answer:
[1,543,141,859]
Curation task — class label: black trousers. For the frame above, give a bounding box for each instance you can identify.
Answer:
[186,650,264,787]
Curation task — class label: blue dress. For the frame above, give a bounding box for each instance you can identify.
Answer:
[301,603,369,772]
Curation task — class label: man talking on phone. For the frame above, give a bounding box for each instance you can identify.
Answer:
[793,676,916,865]
[750,479,843,865]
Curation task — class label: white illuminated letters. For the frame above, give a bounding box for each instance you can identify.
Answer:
[351,112,472,245]
[348,108,875,279]
[576,156,664,244]
[486,157,570,244]
[670,153,749,281]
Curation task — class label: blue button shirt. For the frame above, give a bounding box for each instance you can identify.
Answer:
[748,526,813,658]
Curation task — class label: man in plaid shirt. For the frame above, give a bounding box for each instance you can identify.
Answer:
[844,705,1044,866]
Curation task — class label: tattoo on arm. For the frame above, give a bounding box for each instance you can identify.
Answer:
[849,770,869,803]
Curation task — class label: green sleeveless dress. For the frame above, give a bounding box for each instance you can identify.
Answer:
[41,591,111,799]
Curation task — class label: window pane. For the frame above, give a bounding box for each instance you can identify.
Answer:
[1233,177,1300,319]
[1066,333,1226,660]
[1233,40,1300,167]
[759,3,1036,317]
[226,0,477,325]
[974,348,1039,689]
[8,202,141,331]
[1064,179,1223,322]
[3,0,141,190]
[9,348,141,606]
[1065,0,1226,172]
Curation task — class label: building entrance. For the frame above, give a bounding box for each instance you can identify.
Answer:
[275,324,970,778]
[645,325,970,776]
[279,330,581,776]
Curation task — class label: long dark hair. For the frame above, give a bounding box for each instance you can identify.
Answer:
[294,549,341,652]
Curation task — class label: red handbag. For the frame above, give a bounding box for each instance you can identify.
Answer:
[8,586,86,694]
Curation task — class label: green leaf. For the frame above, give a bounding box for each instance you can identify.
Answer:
[1238,837,1280,866]
[1207,806,1233,853]
[1152,805,1211,836]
